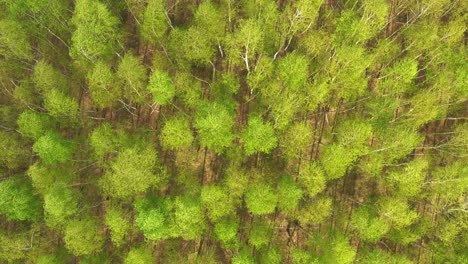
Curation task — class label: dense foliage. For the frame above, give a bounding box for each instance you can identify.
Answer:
[0,0,466,263]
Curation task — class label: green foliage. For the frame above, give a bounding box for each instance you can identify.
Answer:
[0,231,29,262]
[242,115,277,155]
[17,111,53,140]
[429,161,468,200]
[335,118,372,156]
[380,57,418,94]
[32,132,74,164]
[0,0,465,262]
[172,195,206,240]
[105,206,130,247]
[351,205,389,242]
[117,53,148,103]
[43,90,79,121]
[277,175,303,212]
[201,185,234,222]
[297,197,332,225]
[124,246,153,264]
[231,247,255,264]
[63,218,104,256]
[32,61,67,93]
[147,70,175,105]
[100,147,161,199]
[0,131,28,170]
[195,102,235,153]
[0,176,41,221]
[87,61,120,108]
[27,162,74,194]
[0,19,31,60]
[330,45,369,101]
[291,248,317,264]
[160,116,193,150]
[89,123,118,159]
[388,158,428,197]
[378,197,418,229]
[359,249,412,264]
[140,0,167,44]
[333,10,371,46]
[44,182,78,227]
[279,122,314,159]
[248,218,273,249]
[277,52,309,91]
[70,0,120,61]
[225,19,263,70]
[135,203,169,240]
[260,247,282,264]
[214,217,239,249]
[320,144,355,180]
[37,254,63,264]
[245,183,277,215]
[321,234,356,264]
[298,162,326,197]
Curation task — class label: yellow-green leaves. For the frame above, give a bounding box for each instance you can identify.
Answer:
[100,147,161,199]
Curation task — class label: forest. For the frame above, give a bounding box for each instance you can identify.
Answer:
[0,0,467,263]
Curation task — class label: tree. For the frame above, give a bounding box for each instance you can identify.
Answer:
[0,176,41,221]
[43,90,79,121]
[277,175,303,212]
[231,247,255,264]
[298,162,326,197]
[359,249,412,264]
[387,158,428,197]
[100,147,161,199]
[63,218,104,256]
[279,122,314,160]
[147,69,175,105]
[332,10,371,47]
[321,234,356,264]
[225,19,263,71]
[32,60,67,93]
[201,185,235,222]
[172,195,206,240]
[296,197,332,225]
[124,246,153,264]
[89,123,118,159]
[87,61,120,108]
[17,111,54,140]
[32,132,74,164]
[351,204,389,242]
[242,115,277,155]
[319,143,355,180]
[378,197,418,230]
[27,162,75,194]
[245,182,277,215]
[276,52,309,91]
[330,45,369,102]
[335,117,373,156]
[105,205,130,247]
[160,116,193,150]
[139,0,167,44]
[0,131,29,170]
[214,216,239,247]
[248,218,273,249]
[70,0,120,62]
[134,197,173,241]
[195,102,235,153]
[117,53,148,103]
[43,182,78,227]
[0,19,31,60]
[379,57,418,95]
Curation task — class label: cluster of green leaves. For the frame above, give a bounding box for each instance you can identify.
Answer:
[0,0,466,262]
